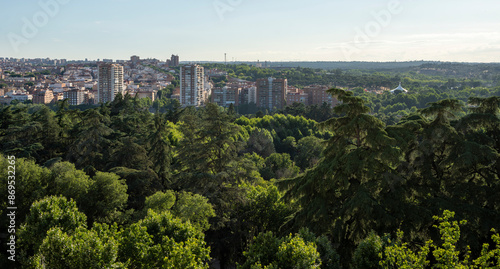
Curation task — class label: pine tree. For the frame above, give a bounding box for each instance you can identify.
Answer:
[280,88,401,262]
[31,106,62,162]
[67,109,113,172]
[147,113,173,186]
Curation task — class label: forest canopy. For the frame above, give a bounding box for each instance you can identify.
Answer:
[2,65,500,268]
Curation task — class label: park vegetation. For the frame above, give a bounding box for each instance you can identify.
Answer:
[2,64,500,268]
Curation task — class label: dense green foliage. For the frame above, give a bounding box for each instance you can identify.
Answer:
[2,64,500,268]
[238,231,322,269]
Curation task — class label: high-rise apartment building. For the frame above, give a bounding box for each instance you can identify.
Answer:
[167,54,180,67]
[64,87,88,105]
[130,55,140,65]
[286,87,308,105]
[242,86,257,104]
[180,65,205,107]
[211,85,241,107]
[171,54,179,66]
[256,77,288,110]
[98,63,124,103]
[302,85,338,107]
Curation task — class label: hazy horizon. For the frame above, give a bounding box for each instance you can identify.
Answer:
[1,0,499,62]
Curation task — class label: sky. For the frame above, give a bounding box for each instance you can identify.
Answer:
[1,0,499,62]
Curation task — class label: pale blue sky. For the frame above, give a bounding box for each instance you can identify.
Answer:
[1,0,499,62]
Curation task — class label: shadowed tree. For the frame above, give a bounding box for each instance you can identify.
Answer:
[0,121,43,159]
[67,109,113,172]
[196,103,242,175]
[259,153,300,181]
[110,167,162,211]
[417,99,462,180]
[107,136,152,171]
[445,97,500,251]
[0,106,44,159]
[280,88,402,263]
[177,104,253,269]
[31,106,63,162]
[165,99,183,123]
[0,106,18,131]
[54,99,80,153]
[400,100,462,214]
[295,136,325,170]
[109,92,152,139]
[245,128,275,158]
[147,113,173,186]
[177,103,243,192]
[176,107,202,174]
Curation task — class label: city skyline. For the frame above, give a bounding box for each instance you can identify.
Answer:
[1,0,500,62]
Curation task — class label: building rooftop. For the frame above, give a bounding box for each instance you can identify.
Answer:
[391,82,408,94]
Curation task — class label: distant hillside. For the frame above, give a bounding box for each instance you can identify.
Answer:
[267,61,500,72]
[188,61,436,70]
[189,61,500,73]
[267,61,435,70]
[189,61,500,85]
